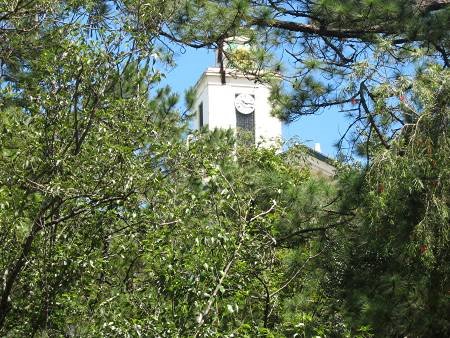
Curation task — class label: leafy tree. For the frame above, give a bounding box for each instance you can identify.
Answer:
[318,65,449,337]
[162,2,450,335]
[1,2,339,336]
[0,0,183,334]
[1,0,448,336]
[162,1,449,336]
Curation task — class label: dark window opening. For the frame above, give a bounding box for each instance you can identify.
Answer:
[198,102,203,128]
[236,111,255,144]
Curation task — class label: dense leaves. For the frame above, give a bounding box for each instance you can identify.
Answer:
[317,66,450,337]
[1,0,449,337]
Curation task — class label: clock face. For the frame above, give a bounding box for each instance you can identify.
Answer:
[235,93,255,114]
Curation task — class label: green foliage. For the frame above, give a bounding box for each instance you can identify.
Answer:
[318,66,450,337]
[1,3,337,333]
[1,0,449,336]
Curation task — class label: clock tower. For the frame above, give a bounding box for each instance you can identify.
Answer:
[191,38,282,147]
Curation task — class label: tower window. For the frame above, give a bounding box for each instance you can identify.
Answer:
[236,111,254,131]
[236,111,255,144]
[198,102,203,128]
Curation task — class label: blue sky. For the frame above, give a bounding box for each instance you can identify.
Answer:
[164,46,349,157]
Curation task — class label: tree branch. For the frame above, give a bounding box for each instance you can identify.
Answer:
[270,251,322,298]
[276,220,348,244]
[250,1,450,42]
[360,82,391,150]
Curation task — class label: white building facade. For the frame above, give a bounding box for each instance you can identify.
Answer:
[192,44,282,147]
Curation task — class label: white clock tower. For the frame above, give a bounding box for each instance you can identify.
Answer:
[191,38,282,147]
